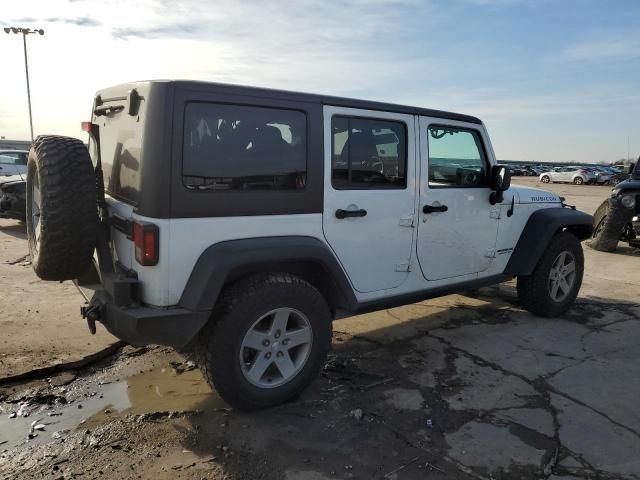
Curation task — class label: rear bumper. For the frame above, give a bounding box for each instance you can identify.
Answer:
[101,302,209,349]
[74,262,209,349]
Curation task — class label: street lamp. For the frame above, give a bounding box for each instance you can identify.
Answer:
[4,27,45,142]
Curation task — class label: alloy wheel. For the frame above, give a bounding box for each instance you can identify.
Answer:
[548,251,576,302]
[239,308,313,388]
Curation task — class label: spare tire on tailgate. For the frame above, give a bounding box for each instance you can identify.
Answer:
[26,135,98,281]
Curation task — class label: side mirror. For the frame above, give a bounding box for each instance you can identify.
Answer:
[623,163,635,174]
[489,165,511,205]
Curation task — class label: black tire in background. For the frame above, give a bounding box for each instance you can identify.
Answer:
[517,232,584,317]
[195,273,332,411]
[541,175,551,183]
[587,199,632,252]
[26,135,98,281]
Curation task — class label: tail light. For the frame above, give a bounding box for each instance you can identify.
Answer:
[133,221,159,266]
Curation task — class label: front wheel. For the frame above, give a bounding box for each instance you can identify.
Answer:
[588,199,632,252]
[573,176,584,185]
[195,273,332,410]
[517,232,584,317]
[541,175,551,183]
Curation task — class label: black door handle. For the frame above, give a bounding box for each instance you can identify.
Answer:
[423,204,448,214]
[335,209,367,219]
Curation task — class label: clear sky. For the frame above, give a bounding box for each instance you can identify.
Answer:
[1,0,639,163]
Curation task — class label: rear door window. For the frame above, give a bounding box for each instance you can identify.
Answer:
[183,103,307,190]
[331,116,407,189]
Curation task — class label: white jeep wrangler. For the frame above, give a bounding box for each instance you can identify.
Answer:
[26,80,592,410]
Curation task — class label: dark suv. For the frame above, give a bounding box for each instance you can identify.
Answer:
[589,159,640,251]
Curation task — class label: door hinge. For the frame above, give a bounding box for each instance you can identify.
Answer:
[395,262,411,272]
[399,215,415,228]
[484,248,496,258]
[489,208,501,219]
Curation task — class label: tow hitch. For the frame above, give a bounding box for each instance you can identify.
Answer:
[81,303,103,334]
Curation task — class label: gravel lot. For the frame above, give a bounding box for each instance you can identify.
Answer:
[1,177,638,480]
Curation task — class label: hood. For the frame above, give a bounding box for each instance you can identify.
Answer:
[0,174,24,188]
[509,185,562,204]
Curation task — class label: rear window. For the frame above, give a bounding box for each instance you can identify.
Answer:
[183,103,307,190]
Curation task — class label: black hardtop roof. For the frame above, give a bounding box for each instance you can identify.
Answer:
[125,79,483,125]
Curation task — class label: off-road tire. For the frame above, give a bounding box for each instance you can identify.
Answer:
[517,232,584,317]
[587,199,633,252]
[195,273,332,411]
[541,175,550,183]
[26,135,98,281]
[573,176,584,185]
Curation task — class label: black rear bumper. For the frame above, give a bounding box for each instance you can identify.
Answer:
[74,262,209,349]
[101,302,209,349]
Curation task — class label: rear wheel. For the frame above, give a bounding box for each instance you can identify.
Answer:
[588,199,632,252]
[195,273,332,410]
[517,232,584,317]
[26,136,98,281]
[541,175,551,183]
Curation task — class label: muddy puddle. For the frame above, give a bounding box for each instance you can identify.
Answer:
[0,364,227,450]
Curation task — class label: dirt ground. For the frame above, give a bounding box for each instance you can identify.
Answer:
[1,177,639,480]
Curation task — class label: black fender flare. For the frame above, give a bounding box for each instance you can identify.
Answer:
[178,236,358,313]
[504,208,593,276]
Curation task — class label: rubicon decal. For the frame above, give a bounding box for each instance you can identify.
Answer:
[530,196,558,202]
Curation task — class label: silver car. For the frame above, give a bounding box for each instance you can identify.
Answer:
[539,167,594,185]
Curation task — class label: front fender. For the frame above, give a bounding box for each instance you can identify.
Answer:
[504,208,593,276]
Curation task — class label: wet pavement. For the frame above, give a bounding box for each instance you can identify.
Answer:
[1,288,639,480]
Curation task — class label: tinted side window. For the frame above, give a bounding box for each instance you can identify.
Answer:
[332,116,406,189]
[427,126,488,187]
[183,103,306,190]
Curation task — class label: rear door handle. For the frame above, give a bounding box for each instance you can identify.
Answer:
[423,204,448,214]
[335,209,367,219]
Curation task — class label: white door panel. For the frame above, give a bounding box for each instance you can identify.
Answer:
[322,106,416,293]
[416,117,499,281]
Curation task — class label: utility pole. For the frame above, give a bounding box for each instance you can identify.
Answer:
[4,26,45,142]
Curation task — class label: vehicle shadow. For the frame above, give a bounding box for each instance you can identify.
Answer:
[176,282,640,479]
[606,245,640,257]
[0,220,27,240]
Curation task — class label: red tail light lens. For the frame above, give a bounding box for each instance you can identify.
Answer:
[133,221,159,266]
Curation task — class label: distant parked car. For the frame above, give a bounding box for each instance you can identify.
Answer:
[0,150,28,177]
[593,166,626,185]
[539,167,594,185]
[579,167,610,185]
[507,165,525,176]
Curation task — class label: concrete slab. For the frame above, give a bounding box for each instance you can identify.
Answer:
[551,393,640,475]
[494,408,556,437]
[445,356,536,411]
[446,421,546,472]
[431,317,589,380]
[383,387,425,411]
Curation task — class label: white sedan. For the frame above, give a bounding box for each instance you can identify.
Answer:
[539,167,594,185]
